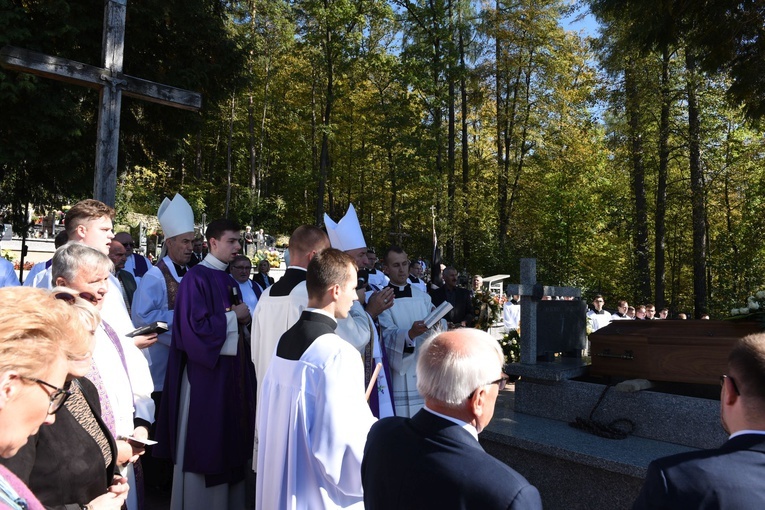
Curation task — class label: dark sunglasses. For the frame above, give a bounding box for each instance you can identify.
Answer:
[55,291,98,306]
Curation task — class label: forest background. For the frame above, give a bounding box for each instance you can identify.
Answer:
[1,0,764,318]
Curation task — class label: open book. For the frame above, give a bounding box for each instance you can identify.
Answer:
[424,301,453,329]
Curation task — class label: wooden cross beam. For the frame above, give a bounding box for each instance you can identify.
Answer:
[0,0,202,207]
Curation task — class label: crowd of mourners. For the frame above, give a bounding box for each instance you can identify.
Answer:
[0,197,762,510]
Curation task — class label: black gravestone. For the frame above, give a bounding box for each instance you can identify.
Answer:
[536,300,587,361]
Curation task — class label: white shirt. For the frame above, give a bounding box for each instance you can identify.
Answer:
[503,302,521,331]
[587,309,613,332]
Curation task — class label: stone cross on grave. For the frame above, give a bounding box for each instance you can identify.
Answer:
[0,0,202,207]
[505,258,581,364]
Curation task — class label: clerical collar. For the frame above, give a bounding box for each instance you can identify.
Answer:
[165,256,188,277]
[423,406,478,441]
[386,283,412,299]
[592,309,606,314]
[202,253,228,271]
[304,307,338,324]
[409,275,420,283]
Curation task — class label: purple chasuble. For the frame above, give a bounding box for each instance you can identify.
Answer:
[154,264,257,487]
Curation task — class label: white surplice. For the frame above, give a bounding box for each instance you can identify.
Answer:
[255,332,375,510]
[377,285,443,418]
[249,272,308,469]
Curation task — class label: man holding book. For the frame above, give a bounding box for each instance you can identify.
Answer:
[377,246,446,417]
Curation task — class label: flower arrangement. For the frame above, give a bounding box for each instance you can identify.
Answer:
[498,330,521,364]
[729,291,765,319]
[472,291,501,331]
[252,249,281,269]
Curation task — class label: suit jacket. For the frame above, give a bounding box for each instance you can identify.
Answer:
[252,271,274,289]
[0,378,117,510]
[187,252,204,267]
[362,409,542,510]
[430,286,474,327]
[633,433,765,510]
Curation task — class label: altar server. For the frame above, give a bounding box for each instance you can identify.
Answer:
[256,248,376,509]
[250,225,329,469]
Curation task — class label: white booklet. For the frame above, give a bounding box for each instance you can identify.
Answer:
[424,301,453,329]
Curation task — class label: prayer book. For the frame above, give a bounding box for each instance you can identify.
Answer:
[126,321,169,337]
[424,301,453,329]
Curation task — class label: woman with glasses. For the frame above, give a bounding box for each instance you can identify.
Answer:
[0,287,89,509]
[1,289,128,510]
[50,242,155,510]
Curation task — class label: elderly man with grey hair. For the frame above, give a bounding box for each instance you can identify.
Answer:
[361,328,542,510]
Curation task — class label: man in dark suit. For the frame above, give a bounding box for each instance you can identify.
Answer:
[633,332,765,509]
[430,266,474,328]
[187,237,205,267]
[252,258,275,289]
[362,328,542,510]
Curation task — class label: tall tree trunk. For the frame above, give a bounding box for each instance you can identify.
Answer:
[225,93,235,218]
[459,12,470,267]
[495,0,506,256]
[654,46,670,309]
[625,63,651,302]
[431,4,444,244]
[257,60,271,202]
[446,0,456,264]
[310,70,318,213]
[722,120,740,296]
[686,50,707,317]
[317,19,334,225]
[194,127,202,179]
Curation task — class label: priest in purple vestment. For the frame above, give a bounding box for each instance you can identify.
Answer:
[154,219,256,510]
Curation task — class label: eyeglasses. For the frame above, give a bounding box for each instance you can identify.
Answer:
[467,374,510,399]
[122,242,134,247]
[231,266,251,271]
[19,376,71,414]
[721,374,740,395]
[54,291,98,306]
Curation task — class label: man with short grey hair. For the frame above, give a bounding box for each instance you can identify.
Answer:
[362,329,542,510]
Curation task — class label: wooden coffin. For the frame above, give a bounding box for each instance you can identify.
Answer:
[589,320,762,385]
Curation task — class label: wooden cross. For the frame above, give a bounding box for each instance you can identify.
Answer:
[0,0,202,207]
[388,221,410,245]
[506,258,581,364]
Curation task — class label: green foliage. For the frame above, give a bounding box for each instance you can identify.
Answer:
[3,1,765,320]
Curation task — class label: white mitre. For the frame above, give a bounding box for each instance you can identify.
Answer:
[158,193,194,238]
[324,203,366,252]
